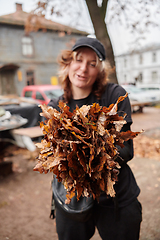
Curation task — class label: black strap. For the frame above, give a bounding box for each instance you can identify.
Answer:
[50,179,56,220]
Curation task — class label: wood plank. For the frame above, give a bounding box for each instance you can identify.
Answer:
[11,126,43,138]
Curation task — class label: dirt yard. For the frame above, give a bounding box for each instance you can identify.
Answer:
[0,106,160,240]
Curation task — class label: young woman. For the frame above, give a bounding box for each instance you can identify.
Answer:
[49,37,142,240]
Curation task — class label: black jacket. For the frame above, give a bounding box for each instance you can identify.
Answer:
[49,83,140,207]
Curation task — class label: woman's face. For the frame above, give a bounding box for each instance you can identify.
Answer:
[68,47,100,93]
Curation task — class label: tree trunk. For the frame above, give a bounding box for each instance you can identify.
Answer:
[85,0,118,84]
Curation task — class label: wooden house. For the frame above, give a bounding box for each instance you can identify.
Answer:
[0,3,87,96]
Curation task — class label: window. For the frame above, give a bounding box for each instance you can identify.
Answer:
[152,52,156,62]
[36,92,45,101]
[44,89,63,98]
[22,36,34,57]
[152,71,158,82]
[124,58,127,68]
[24,91,32,98]
[26,71,35,85]
[124,74,127,82]
[139,54,143,64]
[138,73,143,82]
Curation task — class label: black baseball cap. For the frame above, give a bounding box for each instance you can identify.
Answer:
[72,37,106,61]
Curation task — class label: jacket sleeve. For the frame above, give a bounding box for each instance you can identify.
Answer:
[116,123,134,165]
[104,84,134,165]
[114,86,134,164]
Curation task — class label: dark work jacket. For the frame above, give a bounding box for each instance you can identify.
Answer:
[48,83,140,208]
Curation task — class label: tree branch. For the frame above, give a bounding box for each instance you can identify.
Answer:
[85,0,118,83]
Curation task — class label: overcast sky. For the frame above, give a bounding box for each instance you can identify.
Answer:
[0,0,160,55]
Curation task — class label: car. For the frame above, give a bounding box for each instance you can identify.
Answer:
[122,85,160,104]
[136,83,160,91]
[136,84,160,101]
[21,85,63,105]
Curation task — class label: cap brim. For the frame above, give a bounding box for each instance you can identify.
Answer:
[72,44,103,61]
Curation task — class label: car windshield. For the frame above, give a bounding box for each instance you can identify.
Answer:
[44,89,63,99]
[140,87,160,91]
[124,87,142,93]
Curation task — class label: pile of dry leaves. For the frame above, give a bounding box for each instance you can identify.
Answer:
[34,95,141,203]
[134,135,160,161]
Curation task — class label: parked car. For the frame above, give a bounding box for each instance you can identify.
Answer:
[136,84,160,91]
[136,84,160,101]
[21,85,63,105]
[122,85,160,104]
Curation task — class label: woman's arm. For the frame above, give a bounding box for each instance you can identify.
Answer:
[116,123,134,165]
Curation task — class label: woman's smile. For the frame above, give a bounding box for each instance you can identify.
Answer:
[76,73,87,80]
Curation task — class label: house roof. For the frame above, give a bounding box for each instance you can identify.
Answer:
[116,43,160,57]
[0,4,88,36]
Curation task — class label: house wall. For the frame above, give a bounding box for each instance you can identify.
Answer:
[0,24,84,95]
[115,47,160,85]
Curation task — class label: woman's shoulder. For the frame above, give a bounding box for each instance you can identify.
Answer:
[101,82,132,123]
[102,82,127,105]
[105,82,126,95]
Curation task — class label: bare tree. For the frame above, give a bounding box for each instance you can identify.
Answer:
[85,0,117,83]
[27,0,160,84]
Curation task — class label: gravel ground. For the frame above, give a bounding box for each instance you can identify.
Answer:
[0,106,160,240]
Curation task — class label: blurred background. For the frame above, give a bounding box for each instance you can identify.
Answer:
[0,1,160,239]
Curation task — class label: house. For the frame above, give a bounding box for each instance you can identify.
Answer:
[0,3,88,96]
[115,44,160,85]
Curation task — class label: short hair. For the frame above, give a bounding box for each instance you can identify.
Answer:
[57,49,108,103]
